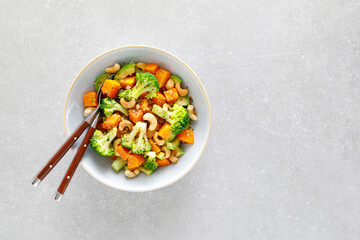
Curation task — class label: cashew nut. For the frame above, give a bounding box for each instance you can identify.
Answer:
[120,98,136,109]
[136,62,146,70]
[83,107,96,117]
[163,103,171,111]
[113,139,121,156]
[169,148,179,163]
[153,132,165,146]
[187,105,198,121]
[124,168,140,178]
[175,82,189,96]
[161,146,171,158]
[146,129,156,139]
[105,63,120,73]
[165,79,175,90]
[143,113,157,131]
[119,120,133,131]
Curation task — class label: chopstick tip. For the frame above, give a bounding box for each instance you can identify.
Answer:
[54,191,63,201]
[31,176,41,187]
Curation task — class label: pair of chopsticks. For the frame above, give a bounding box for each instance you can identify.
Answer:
[31,83,106,201]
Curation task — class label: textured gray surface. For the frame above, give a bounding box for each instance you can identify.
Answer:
[1,0,360,239]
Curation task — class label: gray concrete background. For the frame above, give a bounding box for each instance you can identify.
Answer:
[1,0,360,239]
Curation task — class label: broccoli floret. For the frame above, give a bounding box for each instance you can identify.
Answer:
[118,89,132,101]
[132,122,152,154]
[131,72,159,99]
[142,151,158,171]
[90,127,117,157]
[169,104,190,135]
[100,97,128,117]
[120,121,151,154]
[152,104,189,135]
[120,122,141,149]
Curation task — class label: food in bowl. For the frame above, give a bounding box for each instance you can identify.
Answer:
[83,62,198,178]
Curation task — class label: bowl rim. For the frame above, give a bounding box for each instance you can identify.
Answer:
[63,45,211,192]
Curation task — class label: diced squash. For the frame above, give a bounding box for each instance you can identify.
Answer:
[177,129,194,144]
[102,114,122,129]
[127,154,145,169]
[101,80,121,99]
[139,99,152,113]
[156,158,170,167]
[155,68,171,88]
[143,63,159,75]
[83,92,98,107]
[120,76,136,89]
[152,92,166,107]
[158,122,171,140]
[116,144,132,161]
[94,73,111,92]
[149,139,161,153]
[109,155,118,160]
[164,88,179,103]
[129,109,144,123]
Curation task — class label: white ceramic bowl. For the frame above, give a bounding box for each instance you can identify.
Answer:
[64,46,211,192]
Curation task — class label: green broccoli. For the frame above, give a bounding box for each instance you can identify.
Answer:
[120,121,151,154]
[118,89,132,101]
[90,127,117,157]
[152,104,190,135]
[120,122,140,149]
[131,72,159,99]
[168,104,190,134]
[142,151,158,171]
[100,97,128,117]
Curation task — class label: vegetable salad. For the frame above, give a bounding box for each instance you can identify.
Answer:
[83,62,197,178]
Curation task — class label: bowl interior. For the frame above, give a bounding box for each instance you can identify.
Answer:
[65,46,210,192]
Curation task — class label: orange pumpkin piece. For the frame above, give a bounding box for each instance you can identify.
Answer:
[149,139,161,153]
[156,158,171,167]
[155,68,171,88]
[152,92,166,107]
[102,114,122,129]
[101,79,121,99]
[127,154,145,169]
[143,63,159,75]
[156,123,162,131]
[164,88,179,103]
[120,76,136,89]
[158,122,171,140]
[129,109,144,123]
[139,99,152,113]
[116,144,132,160]
[177,129,194,144]
[83,92,98,107]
